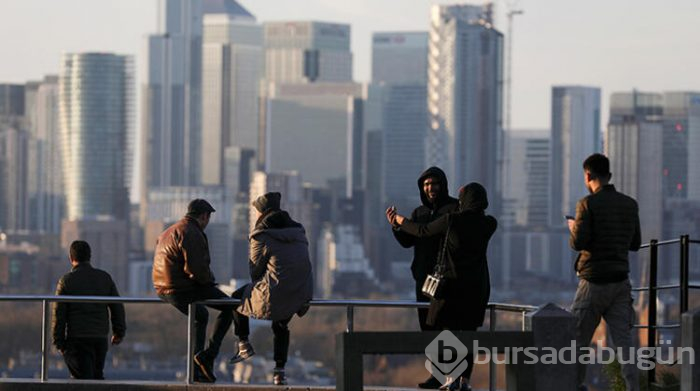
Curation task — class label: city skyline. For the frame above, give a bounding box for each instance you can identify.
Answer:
[1,0,698,130]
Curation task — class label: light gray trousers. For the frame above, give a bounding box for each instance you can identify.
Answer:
[571,279,640,391]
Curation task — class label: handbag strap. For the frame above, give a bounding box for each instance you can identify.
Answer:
[434,216,452,275]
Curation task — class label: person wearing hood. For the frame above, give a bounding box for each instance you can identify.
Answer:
[388,167,459,388]
[388,183,498,391]
[229,192,314,385]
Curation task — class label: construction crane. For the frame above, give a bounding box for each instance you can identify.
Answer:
[505,4,524,133]
[499,2,523,230]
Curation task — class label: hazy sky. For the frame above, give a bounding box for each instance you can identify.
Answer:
[2,0,699,130]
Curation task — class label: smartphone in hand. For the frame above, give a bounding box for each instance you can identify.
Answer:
[565,215,575,220]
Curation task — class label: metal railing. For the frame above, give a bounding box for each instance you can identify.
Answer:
[0,295,536,388]
[630,235,700,387]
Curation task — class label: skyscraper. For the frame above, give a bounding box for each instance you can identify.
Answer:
[141,0,203,220]
[372,32,428,85]
[25,76,64,233]
[263,21,352,84]
[426,3,503,213]
[549,86,601,226]
[59,53,133,220]
[503,130,550,228]
[200,3,262,185]
[371,32,428,214]
[662,92,700,199]
[687,94,700,200]
[0,84,24,121]
[261,82,364,196]
[0,84,27,231]
[0,125,29,231]
[606,91,663,244]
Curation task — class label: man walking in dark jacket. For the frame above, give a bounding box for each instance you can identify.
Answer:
[387,166,459,389]
[52,240,126,380]
[152,199,234,383]
[569,154,641,391]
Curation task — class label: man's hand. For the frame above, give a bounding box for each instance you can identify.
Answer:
[567,218,575,232]
[111,335,123,345]
[385,206,397,226]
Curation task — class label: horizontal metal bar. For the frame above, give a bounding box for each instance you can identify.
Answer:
[639,239,682,248]
[0,295,538,313]
[0,295,165,303]
[632,284,680,292]
[689,240,700,244]
[689,285,700,290]
[633,324,681,329]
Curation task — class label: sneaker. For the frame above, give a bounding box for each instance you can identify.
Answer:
[418,375,442,389]
[193,351,216,383]
[438,376,455,390]
[228,340,255,365]
[273,367,287,385]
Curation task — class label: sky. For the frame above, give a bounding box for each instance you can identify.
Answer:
[1,0,699,129]
[1,0,700,201]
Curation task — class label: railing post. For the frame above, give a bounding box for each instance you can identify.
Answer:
[489,307,496,391]
[346,305,354,333]
[186,302,195,384]
[648,239,658,387]
[41,299,50,382]
[681,235,690,314]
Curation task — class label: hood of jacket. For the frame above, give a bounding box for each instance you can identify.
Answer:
[417,166,451,209]
[459,182,489,212]
[255,209,301,230]
[250,225,308,245]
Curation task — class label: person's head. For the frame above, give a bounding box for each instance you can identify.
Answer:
[251,192,282,219]
[422,176,442,203]
[69,240,91,266]
[186,199,216,229]
[417,167,449,207]
[582,153,612,193]
[458,182,489,213]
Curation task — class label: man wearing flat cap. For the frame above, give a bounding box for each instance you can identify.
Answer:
[152,198,234,383]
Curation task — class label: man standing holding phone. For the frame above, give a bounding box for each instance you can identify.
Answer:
[568,153,641,391]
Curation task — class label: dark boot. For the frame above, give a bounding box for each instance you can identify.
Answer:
[193,350,216,383]
[418,374,442,389]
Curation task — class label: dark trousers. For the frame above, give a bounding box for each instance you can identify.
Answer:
[159,285,234,358]
[456,326,476,380]
[231,286,293,368]
[415,280,436,331]
[62,337,109,379]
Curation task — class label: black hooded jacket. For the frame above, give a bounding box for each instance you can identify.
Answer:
[392,167,459,282]
[400,182,497,329]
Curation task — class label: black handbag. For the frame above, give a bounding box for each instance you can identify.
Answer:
[421,222,451,300]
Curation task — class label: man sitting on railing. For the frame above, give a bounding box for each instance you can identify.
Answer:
[568,153,642,391]
[152,199,234,383]
[52,240,126,380]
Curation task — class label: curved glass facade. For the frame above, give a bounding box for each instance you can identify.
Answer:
[59,53,133,220]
